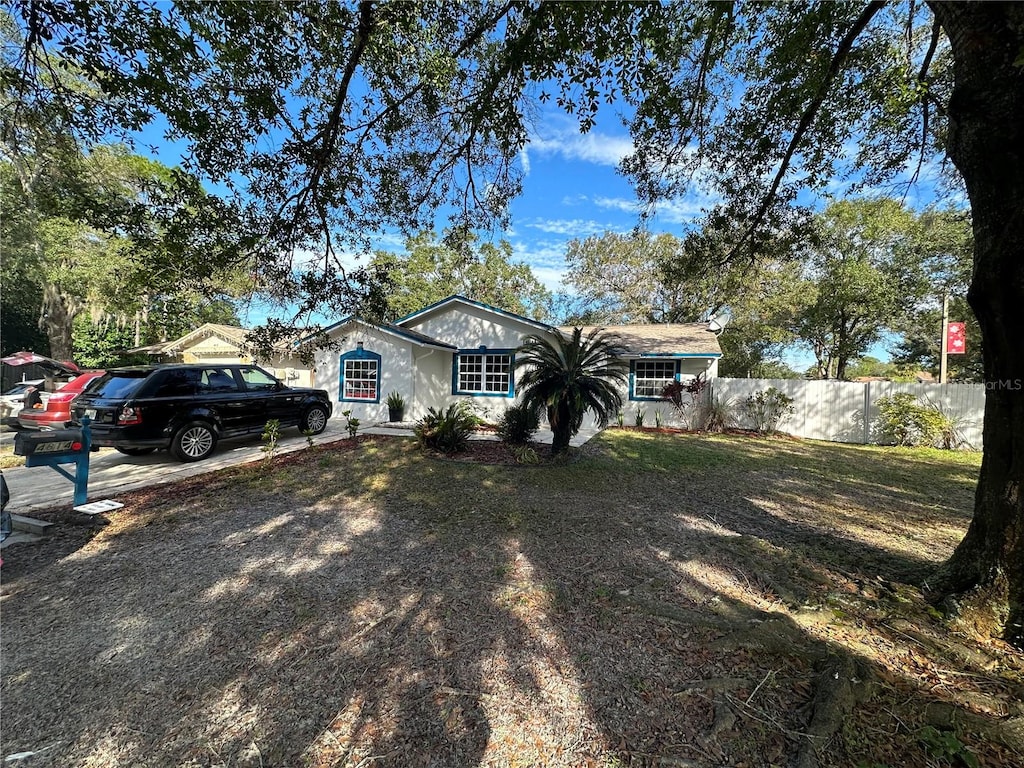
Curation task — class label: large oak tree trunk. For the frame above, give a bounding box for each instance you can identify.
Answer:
[929,2,1024,647]
[39,281,77,361]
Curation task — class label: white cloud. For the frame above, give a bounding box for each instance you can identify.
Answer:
[525,218,615,237]
[507,239,570,291]
[592,190,722,226]
[593,196,643,215]
[530,265,570,292]
[527,129,635,168]
[369,232,408,250]
[518,147,531,176]
[655,193,721,224]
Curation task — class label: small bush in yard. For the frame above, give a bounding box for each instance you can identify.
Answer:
[875,393,954,447]
[510,444,540,464]
[662,374,708,428]
[497,404,540,446]
[341,409,360,438]
[742,387,795,435]
[698,395,734,433]
[415,403,476,454]
[261,419,281,463]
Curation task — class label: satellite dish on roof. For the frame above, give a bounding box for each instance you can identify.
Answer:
[707,310,732,335]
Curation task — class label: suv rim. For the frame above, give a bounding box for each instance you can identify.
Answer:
[307,407,327,432]
[181,426,213,458]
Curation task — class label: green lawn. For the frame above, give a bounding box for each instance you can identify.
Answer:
[3,430,1019,768]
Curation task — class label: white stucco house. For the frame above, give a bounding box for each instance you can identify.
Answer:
[311,295,723,425]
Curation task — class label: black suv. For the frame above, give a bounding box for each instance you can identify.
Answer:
[71,364,333,462]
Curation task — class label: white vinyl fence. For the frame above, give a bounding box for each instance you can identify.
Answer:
[707,378,986,449]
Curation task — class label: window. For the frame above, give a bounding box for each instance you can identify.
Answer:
[454,352,512,396]
[340,349,381,403]
[90,372,150,400]
[152,368,201,398]
[201,368,240,393]
[631,360,678,400]
[238,366,280,392]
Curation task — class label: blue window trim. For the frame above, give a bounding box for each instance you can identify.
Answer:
[451,348,515,398]
[629,359,680,401]
[339,347,382,404]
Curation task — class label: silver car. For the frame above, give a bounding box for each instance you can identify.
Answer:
[0,380,44,422]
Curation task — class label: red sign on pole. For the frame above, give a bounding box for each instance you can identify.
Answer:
[946,322,966,355]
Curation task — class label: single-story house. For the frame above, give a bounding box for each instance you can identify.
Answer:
[311,296,722,426]
[129,323,313,387]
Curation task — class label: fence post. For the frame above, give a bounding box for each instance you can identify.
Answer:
[862,381,871,444]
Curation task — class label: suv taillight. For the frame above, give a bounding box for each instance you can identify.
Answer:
[117,406,142,426]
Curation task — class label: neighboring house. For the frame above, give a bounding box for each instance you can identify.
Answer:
[130,323,313,387]
[312,295,722,425]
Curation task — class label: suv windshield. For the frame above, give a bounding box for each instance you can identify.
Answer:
[89,372,151,399]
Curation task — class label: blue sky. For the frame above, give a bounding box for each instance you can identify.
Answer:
[505,116,716,291]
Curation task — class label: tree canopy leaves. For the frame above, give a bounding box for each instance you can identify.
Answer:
[367,230,552,323]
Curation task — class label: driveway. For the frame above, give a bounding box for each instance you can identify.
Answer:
[1,420,603,514]
[2,421,351,514]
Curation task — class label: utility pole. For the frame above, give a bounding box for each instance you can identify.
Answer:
[939,291,949,384]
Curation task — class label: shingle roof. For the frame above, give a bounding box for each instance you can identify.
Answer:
[559,324,723,357]
[315,316,457,351]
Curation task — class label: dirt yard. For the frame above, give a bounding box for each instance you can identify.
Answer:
[1,431,1020,767]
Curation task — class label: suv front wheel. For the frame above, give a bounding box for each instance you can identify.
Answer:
[171,421,218,462]
[300,404,329,435]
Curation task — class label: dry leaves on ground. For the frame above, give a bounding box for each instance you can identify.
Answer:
[1,432,1020,768]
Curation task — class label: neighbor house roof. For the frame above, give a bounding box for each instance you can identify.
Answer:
[560,324,723,357]
[128,323,250,356]
[130,323,304,357]
[159,323,249,354]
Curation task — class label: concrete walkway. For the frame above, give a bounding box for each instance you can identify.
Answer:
[2,420,604,515]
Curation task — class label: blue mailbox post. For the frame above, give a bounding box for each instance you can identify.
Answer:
[14,417,93,506]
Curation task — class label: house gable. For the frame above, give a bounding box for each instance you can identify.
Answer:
[316,316,457,352]
[397,295,554,350]
[159,323,249,358]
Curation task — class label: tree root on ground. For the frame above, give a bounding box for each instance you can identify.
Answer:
[794,653,875,768]
[923,701,1024,753]
[617,593,754,631]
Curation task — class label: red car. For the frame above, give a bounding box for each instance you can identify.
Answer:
[17,371,105,430]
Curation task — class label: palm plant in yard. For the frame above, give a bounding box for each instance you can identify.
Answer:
[515,328,629,455]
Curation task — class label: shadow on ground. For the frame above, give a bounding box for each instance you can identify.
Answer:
[1,432,1019,767]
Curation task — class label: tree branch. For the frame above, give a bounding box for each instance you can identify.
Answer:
[735,1,887,257]
[273,0,376,242]
[909,17,942,185]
